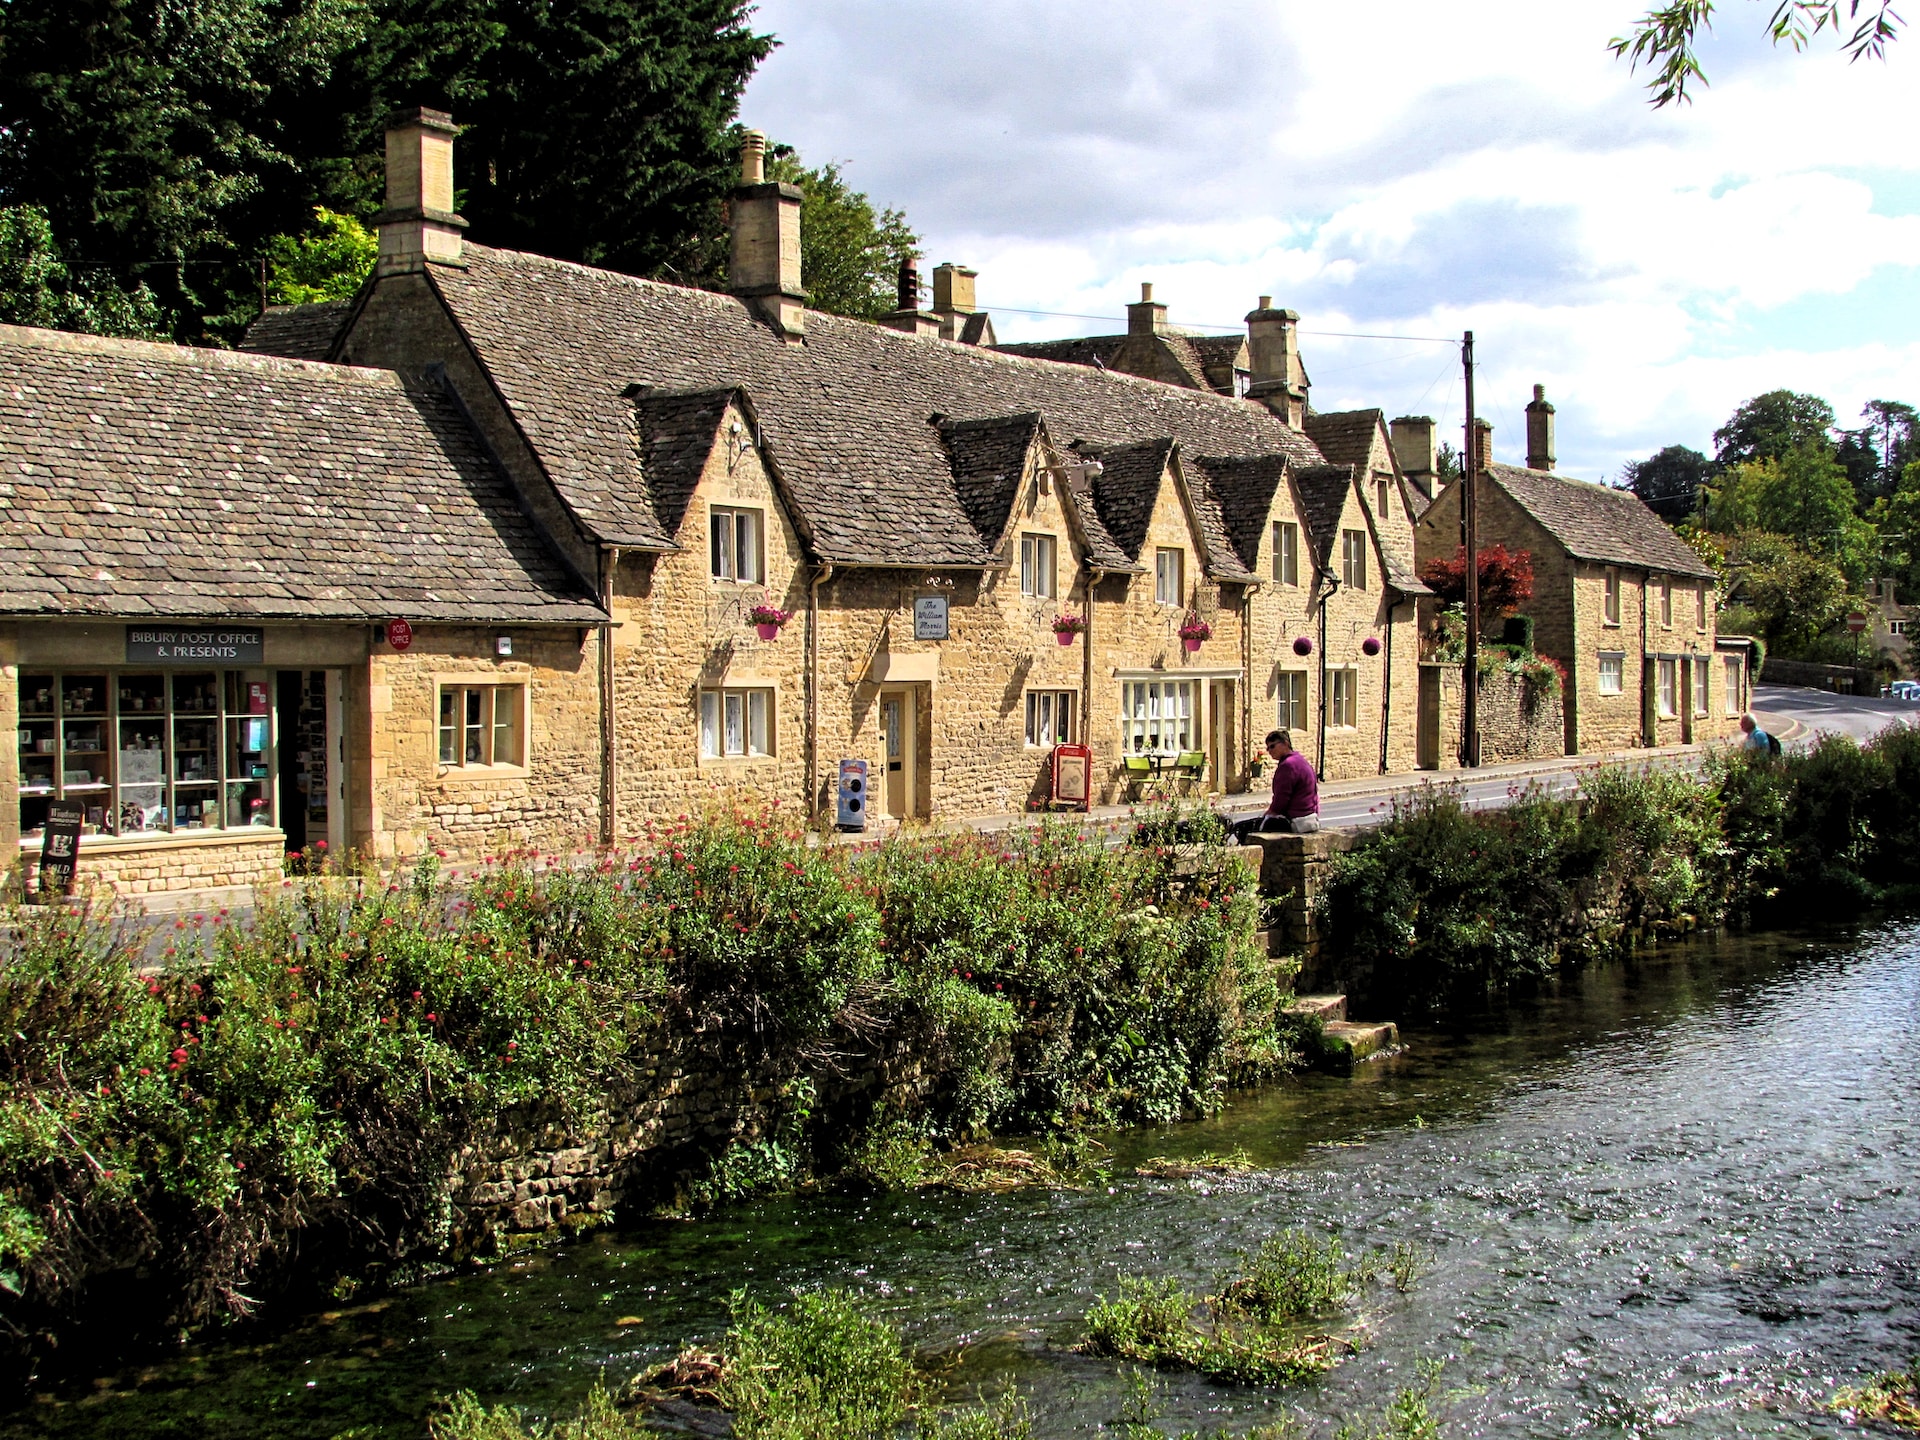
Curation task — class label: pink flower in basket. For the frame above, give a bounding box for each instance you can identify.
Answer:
[1051,612,1087,645]
[748,604,793,640]
[1177,615,1212,651]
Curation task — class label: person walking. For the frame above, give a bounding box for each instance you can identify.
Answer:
[1739,712,1776,755]
[1230,729,1320,842]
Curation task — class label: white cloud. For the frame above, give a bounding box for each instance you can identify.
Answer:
[742,0,1920,478]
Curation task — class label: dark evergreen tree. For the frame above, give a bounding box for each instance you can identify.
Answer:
[1622,443,1711,520]
[1836,399,1919,506]
[1712,389,1837,467]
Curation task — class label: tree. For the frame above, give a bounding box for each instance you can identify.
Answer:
[1712,390,1836,467]
[1837,399,1919,506]
[1416,544,1535,617]
[1612,0,1903,107]
[0,205,164,338]
[1622,444,1711,520]
[1434,441,1463,483]
[1876,458,1920,599]
[1724,531,1850,651]
[265,208,376,305]
[1702,444,1876,583]
[763,148,918,320]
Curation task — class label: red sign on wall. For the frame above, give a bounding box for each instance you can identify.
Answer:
[387,618,414,651]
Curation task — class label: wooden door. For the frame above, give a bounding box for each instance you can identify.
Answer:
[1207,680,1234,793]
[881,689,916,818]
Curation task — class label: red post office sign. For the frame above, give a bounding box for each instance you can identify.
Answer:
[387,618,414,651]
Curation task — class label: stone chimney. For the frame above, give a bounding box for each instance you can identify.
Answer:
[1525,383,1556,471]
[1244,296,1308,428]
[1128,282,1169,337]
[930,262,994,345]
[1390,415,1438,501]
[729,131,806,340]
[377,107,467,277]
[1472,417,1495,473]
[879,255,942,337]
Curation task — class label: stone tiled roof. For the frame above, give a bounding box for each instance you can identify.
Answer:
[993,335,1123,370]
[426,245,1327,566]
[1189,334,1247,394]
[1304,409,1385,471]
[1483,463,1715,579]
[1081,438,1176,562]
[1186,454,1287,574]
[1292,464,1358,577]
[631,386,738,541]
[937,412,1041,548]
[0,325,605,623]
[1181,459,1257,583]
[239,301,350,362]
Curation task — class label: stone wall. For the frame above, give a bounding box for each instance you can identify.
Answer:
[1756,657,1877,695]
[19,828,285,899]
[1422,662,1567,764]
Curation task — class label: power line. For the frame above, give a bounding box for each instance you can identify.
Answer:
[984,302,1456,343]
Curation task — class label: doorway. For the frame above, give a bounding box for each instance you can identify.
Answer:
[276,669,345,858]
[880,688,918,819]
[1207,680,1235,793]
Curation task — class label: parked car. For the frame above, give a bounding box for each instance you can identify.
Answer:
[1880,680,1920,701]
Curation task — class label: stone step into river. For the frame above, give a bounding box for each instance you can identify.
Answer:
[1287,993,1400,1073]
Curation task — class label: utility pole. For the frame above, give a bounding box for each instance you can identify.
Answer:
[1461,330,1480,768]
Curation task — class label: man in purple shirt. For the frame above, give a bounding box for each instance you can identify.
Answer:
[1230,729,1320,842]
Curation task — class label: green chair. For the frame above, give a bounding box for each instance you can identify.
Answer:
[1122,753,1155,801]
[1172,751,1206,792]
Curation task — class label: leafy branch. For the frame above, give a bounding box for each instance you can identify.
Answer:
[1610,0,1904,106]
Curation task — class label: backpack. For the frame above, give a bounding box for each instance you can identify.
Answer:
[1766,732,1782,758]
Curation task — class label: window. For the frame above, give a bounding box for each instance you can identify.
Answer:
[698,687,774,758]
[1375,477,1391,521]
[1696,584,1708,629]
[1693,656,1711,717]
[709,506,763,583]
[439,684,525,768]
[1659,576,1673,628]
[1604,567,1622,626]
[1891,619,1909,637]
[1019,533,1057,599]
[1598,652,1624,695]
[1341,529,1368,590]
[1154,548,1184,606]
[1272,522,1299,586]
[1121,679,1195,755]
[1277,670,1308,732]
[18,670,278,840]
[1328,668,1357,728]
[1657,658,1678,718]
[1024,690,1074,747]
[1724,655,1742,714]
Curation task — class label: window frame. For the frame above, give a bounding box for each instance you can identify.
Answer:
[1019,532,1058,599]
[1340,529,1368,591]
[1696,583,1708,629]
[438,680,529,772]
[1656,657,1678,719]
[1154,548,1185,607]
[1723,655,1742,714]
[1023,689,1075,747]
[1327,667,1358,729]
[1597,651,1625,696]
[1120,679,1196,756]
[1603,567,1622,626]
[1276,669,1308,732]
[1693,656,1711,717]
[1375,477,1391,522]
[1659,575,1674,629]
[709,505,765,585]
[1272,521,1299,586]
[698,686,776,760]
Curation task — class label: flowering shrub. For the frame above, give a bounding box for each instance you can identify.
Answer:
[1416,544,1535,615]
[747,604,793,628]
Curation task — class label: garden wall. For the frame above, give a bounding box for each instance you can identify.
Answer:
[1423,662,1567,765]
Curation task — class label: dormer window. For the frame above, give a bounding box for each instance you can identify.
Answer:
[710,506,764,584]
[1020,533,1057,598]
[1155,548,1184,606]
[1341,530,1367,590]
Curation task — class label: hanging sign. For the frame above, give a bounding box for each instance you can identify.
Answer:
[37,801,84,900]
[387,618,415,651]
[912,596,949,641]
[124,626,263,664]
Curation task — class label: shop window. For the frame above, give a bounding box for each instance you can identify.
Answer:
[1121,679,1194,755]
[1024,690,1074,747]
[16,670,275,841]
[1341,530,1367,590]
[1657,658,1678,718]
[1723,655,1742,714]
[1277,670,1308,732]
[699,687,773,758]
[1272,522,1299,586]
[1693,656,1711,717]
[1328,668,1357,728]
[710,506,764,584]
[1604,568,1622,625]
[438,684,525,768]
[1019,533,1057,599]
[1154,548,1184,606]
[1598,652,1624,695]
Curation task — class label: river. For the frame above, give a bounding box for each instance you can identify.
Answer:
[8,922,1916,1437]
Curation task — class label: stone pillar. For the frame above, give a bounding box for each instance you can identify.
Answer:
[1251,828,1358,963]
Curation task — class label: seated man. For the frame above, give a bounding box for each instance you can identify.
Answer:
[1230,729,1320,843]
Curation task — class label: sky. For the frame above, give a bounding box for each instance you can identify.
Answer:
[738,0,1920,482]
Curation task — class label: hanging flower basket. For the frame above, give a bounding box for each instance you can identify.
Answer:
[1177,615,1212,653]
[748,604,793,641]
[1362,636,1382,657]
[1292,635,1314,657]
[1051,612,1087,645]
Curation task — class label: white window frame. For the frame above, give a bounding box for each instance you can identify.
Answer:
[438,682,527,770]
[1603,567,1622,626]
[1341,530,1368,591]
[1598,652,1624,696]
[1723,655,1742,714]
[1327,667,1358,729]
[709,506,764,584]
[1121,679,1196,756]
[699,687,775,759]
[1696,584,1708,630]
[1019,532,1057,599]
[1657,657,1678,719]
[1693,656,1710,717]
[1891,618,1909,637]
[1659,576,1673,629]
[1024,690,1074,747]
[1273,521,1299,586]
[1154,548,1184,606]
[1276,670,1308,732]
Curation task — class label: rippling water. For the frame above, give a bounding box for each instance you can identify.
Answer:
[10,923,1917,1437]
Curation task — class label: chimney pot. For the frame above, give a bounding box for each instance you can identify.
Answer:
[1472,417,1495,474]
[376,107,466,276]
[1258,294,1272,309]
[897,256,921,314]
[1127,282,1170,337]
[1525,383,1556,471]
[740,130,767,185]
[1140,282,1153,302]
[729,133,805,340]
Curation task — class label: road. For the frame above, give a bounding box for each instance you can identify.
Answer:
[1751,681,1919,747]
